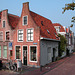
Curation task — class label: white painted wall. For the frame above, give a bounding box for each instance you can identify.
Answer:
[40,40,59,66]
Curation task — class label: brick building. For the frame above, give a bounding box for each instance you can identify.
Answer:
[0,2,59,67]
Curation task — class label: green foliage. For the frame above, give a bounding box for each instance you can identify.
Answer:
[62,2,75,13]
[58,34,67,56]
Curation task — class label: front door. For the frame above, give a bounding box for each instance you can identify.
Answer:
[23,46,27,65]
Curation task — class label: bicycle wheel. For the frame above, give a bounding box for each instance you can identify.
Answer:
[9,65,16,71]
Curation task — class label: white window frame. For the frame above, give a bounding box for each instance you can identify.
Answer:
[3,45,7,59]
[29,45,37,63]
[2,20,6,28]
[5,31,10,41]
[22,45,28,65]
[27,28,34,42]
[15,45,21,60]
[0,31,3,41]
[23,16,28,25]
[17,29,24,42]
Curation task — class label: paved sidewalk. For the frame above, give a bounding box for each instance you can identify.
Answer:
[19,53,74,75]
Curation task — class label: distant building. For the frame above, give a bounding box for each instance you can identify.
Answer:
[53,23,74,57]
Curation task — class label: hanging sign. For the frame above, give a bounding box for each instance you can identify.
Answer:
[8,42,12,50]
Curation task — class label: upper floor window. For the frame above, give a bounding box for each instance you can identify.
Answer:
[27,29,33,42]
[18,30,23,42]
[0,31,3,41]
[3,21,5,28]
[23,16,27,25]
[6,31,10,41]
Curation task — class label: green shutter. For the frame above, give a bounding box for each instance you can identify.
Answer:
[0,46,1,57]
[3,46,7,58]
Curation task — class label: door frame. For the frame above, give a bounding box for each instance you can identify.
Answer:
[22,45,28,65]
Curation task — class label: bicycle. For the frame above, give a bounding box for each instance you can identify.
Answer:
[4,59,17,71]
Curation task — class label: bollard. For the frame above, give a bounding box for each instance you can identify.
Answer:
[40,65,42,71]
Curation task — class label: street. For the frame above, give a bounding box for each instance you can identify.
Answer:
[44,54,75,75]
[0,53,75,75]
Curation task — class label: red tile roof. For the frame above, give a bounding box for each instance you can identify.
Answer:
[8,14,20,29]
[30,11,59,40]
[53,23,65,32]
[0,12,2,19]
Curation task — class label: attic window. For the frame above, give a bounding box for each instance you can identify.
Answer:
[41,21,44,26]
[47,30,50,34]
[23,16,27,25]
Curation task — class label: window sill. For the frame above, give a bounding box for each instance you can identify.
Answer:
[29,60,37,63]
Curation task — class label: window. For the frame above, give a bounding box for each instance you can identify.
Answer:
[27,29,33,41]
[23,16,27,25]
[3,46,7,58]
[30,46,37,61]
[10,51,12,56]
[6,31,10,40]
[0,32,3,41]
[0,46,1,57]
[47,47,51,61]
[18,30,23,41]
[3,21,5,27]
[16,46,21,59]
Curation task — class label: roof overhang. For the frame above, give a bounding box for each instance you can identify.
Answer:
[40,37,60,42]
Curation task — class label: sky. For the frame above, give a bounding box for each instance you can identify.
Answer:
[0,0,75,35]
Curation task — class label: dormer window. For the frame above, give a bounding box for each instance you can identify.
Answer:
[23,16,27,25]
[3,21,5,28]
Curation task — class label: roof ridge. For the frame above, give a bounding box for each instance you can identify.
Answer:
[8,13,19,18]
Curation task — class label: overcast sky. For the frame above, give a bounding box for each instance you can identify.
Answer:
[0,0,75,35]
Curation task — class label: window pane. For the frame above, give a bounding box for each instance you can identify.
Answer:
[31,29,33,33]
[23,16,27,25]
[16,46,21,59]
[30,46,37,61]
[3,46,7,58]
[3,21,5,27]
[27,29,33,41]
[18,30,23,41]
[0,32,3,40]
[28,30,30,33]
[31,37,33,40]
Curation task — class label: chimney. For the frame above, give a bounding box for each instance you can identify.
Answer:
[23,2,29,11]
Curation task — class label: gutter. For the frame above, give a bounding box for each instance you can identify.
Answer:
[40,37,60,42]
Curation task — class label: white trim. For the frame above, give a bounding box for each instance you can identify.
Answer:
[17,29,24,42]
[29,45,38,63]
[2,20,6,28]
[22,45,28,65]
[3,45,7,59]
[15,45,21,60]
[5,30,11,41]
[23,15,28,26]
[0,31,3,41]
[40,37,60,42]
[26,28,34,42]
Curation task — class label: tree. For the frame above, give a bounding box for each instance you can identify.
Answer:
[62,2,75,14]
[62,1,75,27]
[58,34,67,56]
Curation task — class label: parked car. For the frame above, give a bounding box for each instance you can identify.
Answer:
[0,60,3,70]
